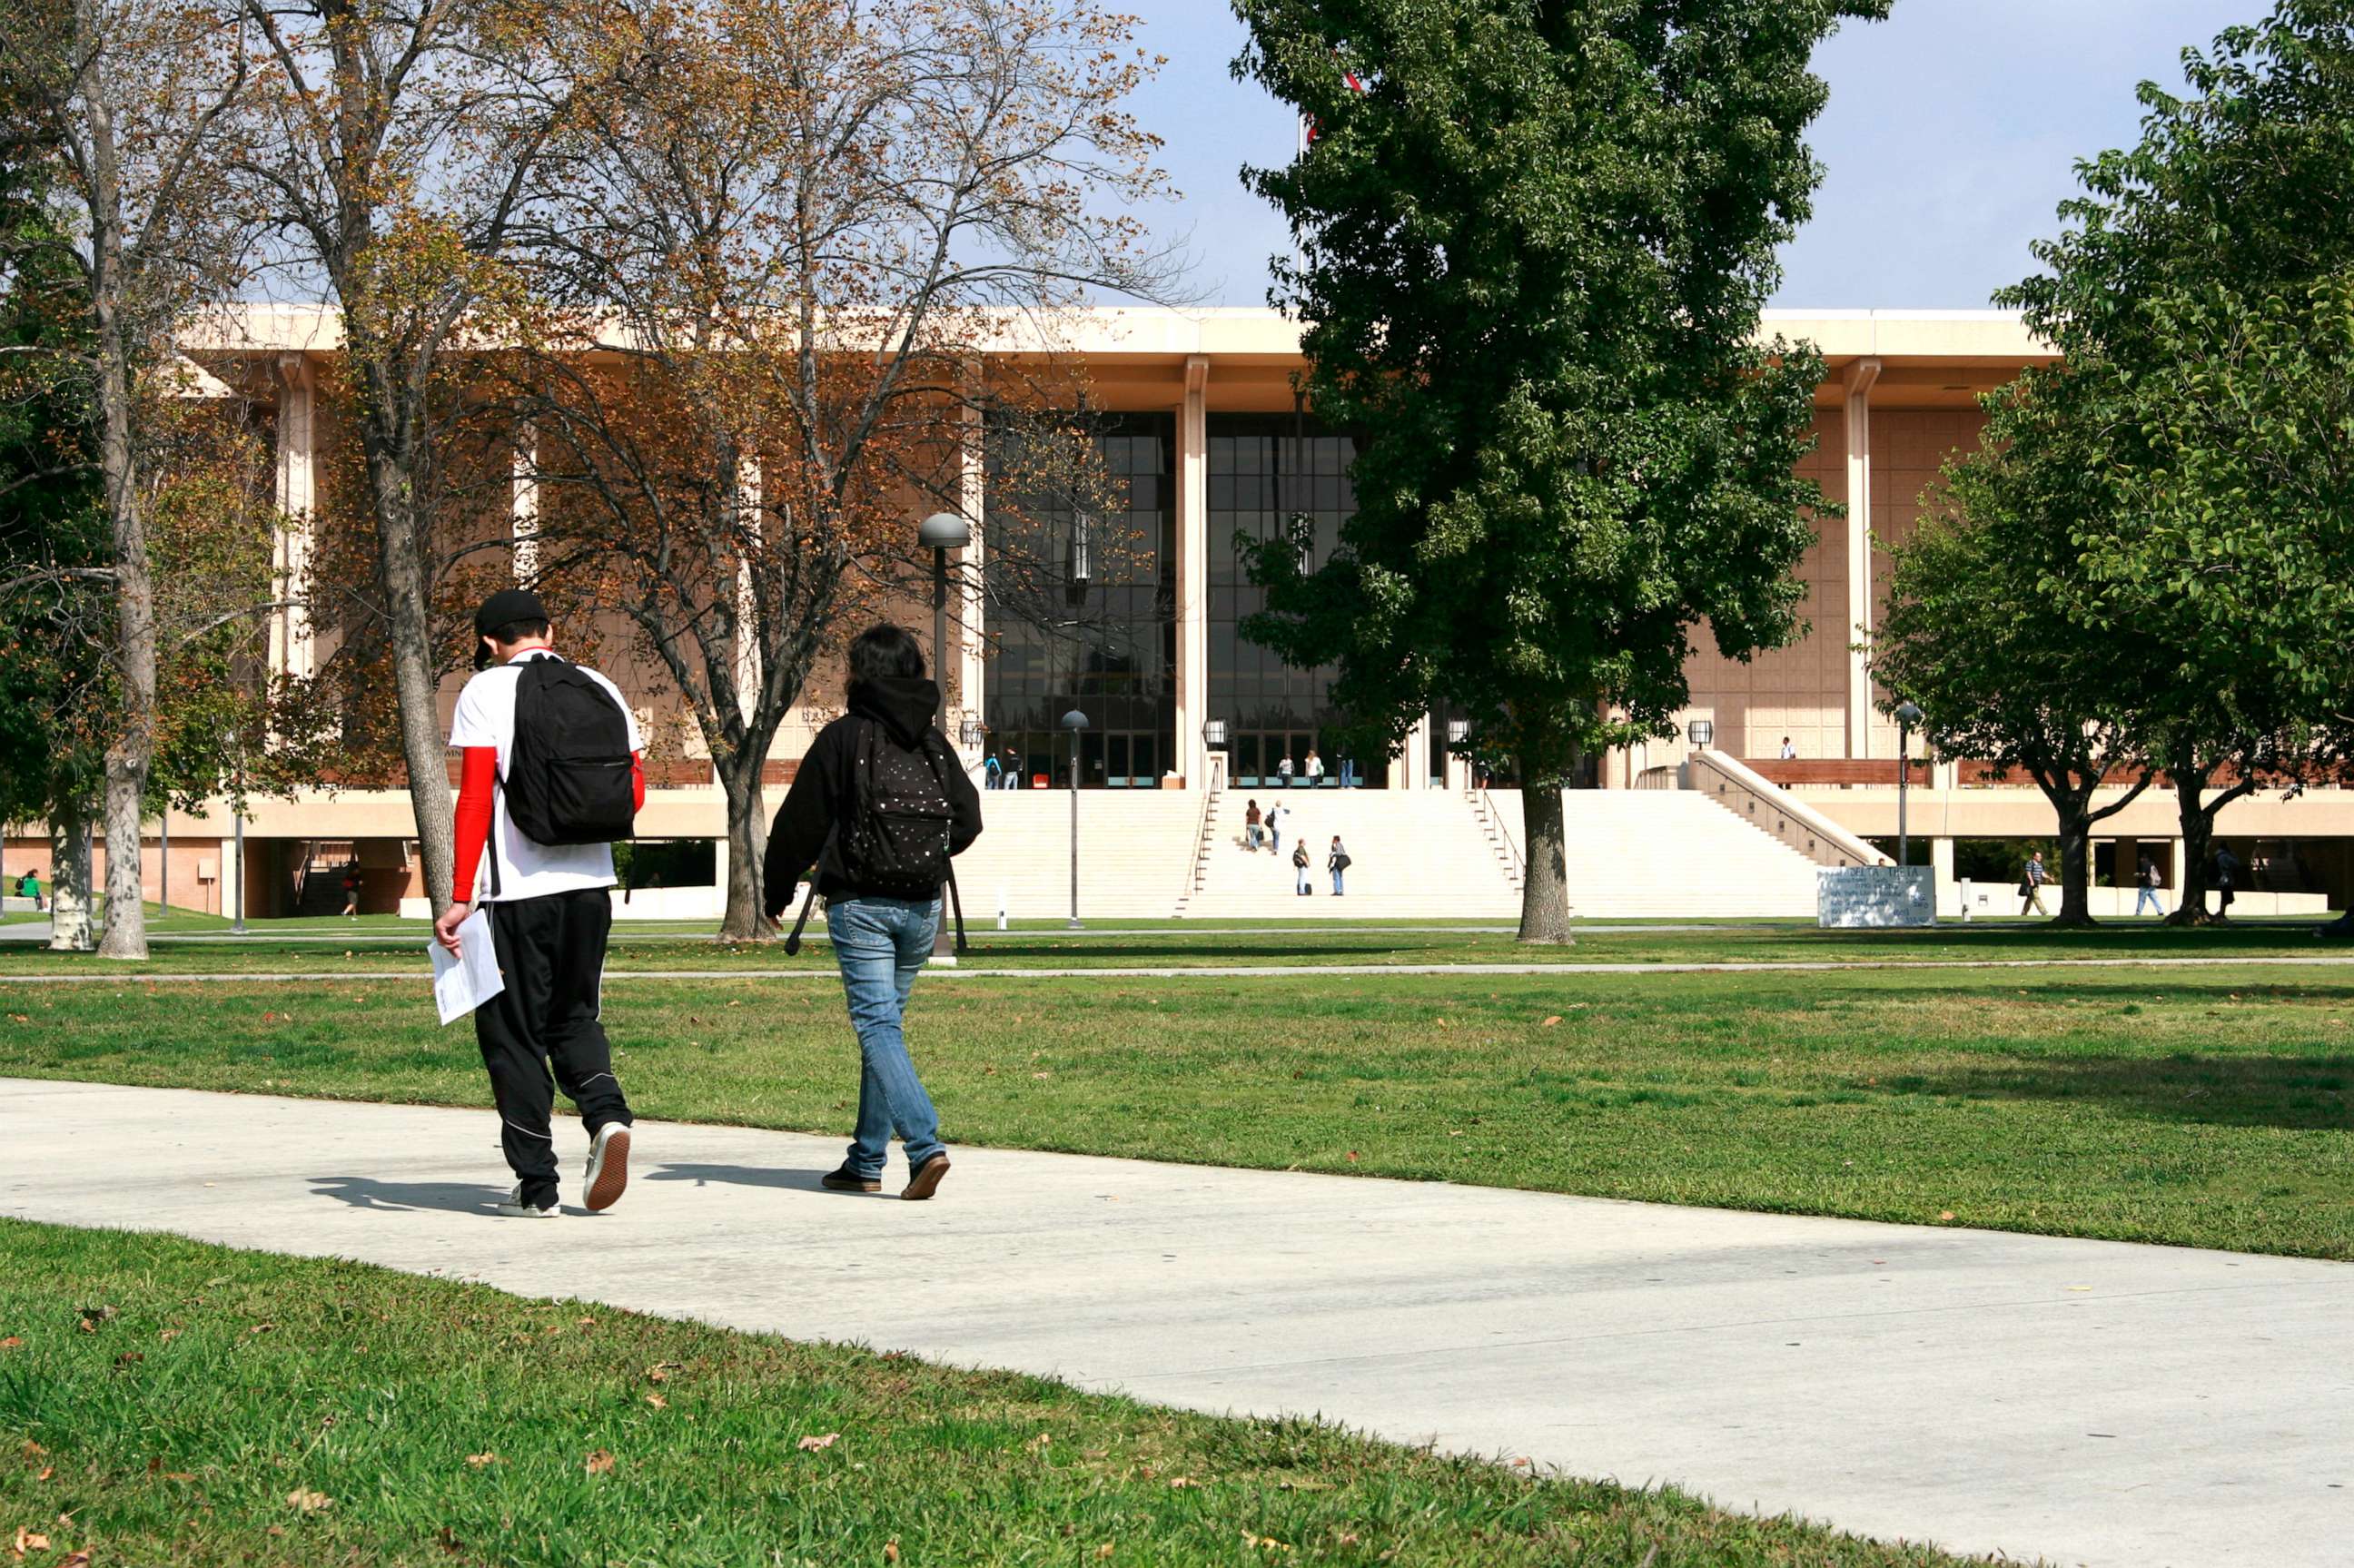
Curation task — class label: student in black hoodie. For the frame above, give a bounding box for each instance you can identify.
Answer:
[763,625,984,1199]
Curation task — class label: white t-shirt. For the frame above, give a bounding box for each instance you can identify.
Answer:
[449,649,643,902]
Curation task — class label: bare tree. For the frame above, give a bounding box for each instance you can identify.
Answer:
[504,0,1176,936]
[0,0,255,958]
[238,0,573,916]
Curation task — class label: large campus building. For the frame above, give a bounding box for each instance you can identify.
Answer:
[13,306,2349,922]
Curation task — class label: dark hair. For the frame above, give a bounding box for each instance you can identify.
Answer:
[848,623,925,684]
[486,617,550,646]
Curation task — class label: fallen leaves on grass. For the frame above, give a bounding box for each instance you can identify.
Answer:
[584,1451,616,1475]
[796,1434,838,1453]
[884,1542,900,1563]
[0,1338,18,1352]
[1241,1530,1291,1553]
[13,1527,51,1557]
[464,1453,499,1469]
[74,1306,114,1333]
[645,1362,678,1384]
[1541,1016,1563,1028]
[645,1394,668,1409]
[1165,1475,1199,1489]
[1938,1211,1956,1223]
[285,1489,332,1514]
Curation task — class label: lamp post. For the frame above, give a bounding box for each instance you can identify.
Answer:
[1893,700,1924,870]
[1063,707,1088,930]
[1202,718,1227,792]
[919,513,971,961]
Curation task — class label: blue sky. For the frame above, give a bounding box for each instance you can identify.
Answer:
[1118,0,2269,310]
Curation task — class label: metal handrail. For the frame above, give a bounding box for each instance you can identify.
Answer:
[1476,785,1525,884]
[1177,785,1217,912]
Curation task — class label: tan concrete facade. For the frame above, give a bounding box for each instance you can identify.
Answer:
[147,304,2354,915]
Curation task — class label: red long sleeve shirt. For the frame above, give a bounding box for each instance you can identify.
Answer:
[451,747,646,903]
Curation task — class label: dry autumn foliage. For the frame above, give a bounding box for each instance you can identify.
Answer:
[491,0,1179,936]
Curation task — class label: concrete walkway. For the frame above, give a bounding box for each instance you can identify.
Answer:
[5,1078,2347,1567]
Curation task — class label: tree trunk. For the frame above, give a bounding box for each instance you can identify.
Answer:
[83,6,153,962]
[2053,804,2096,927]
[359,424,456,916]
[47,816,94,952]
[1516,764,1572,944]
[2166,745,2220,927]
[717,756,769,941]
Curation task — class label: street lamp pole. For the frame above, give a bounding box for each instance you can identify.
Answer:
[918,512,971,962]
[1063,707,1088,930]
[1894,701,1924,870]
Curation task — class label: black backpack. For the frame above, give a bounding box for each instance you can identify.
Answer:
[784,718,968,955]
[503,656,638,847]
[836,721,956,898]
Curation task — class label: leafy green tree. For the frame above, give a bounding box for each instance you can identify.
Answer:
[1230,0,1886,942]
[1873,370,2155,928]
[2001,1,2354,923]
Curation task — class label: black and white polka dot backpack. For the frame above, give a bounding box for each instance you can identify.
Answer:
[838,720,956,901]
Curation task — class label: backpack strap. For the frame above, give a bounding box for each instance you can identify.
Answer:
[912,731,971,954]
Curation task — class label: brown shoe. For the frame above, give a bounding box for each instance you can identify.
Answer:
[901,1154,951,1201]
[820,1167,882,1194]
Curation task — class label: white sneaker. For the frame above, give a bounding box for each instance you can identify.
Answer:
[494,1184,560,1218]
[584,1123,631,1213]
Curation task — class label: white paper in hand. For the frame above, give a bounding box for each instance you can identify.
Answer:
[430,909,505,1026]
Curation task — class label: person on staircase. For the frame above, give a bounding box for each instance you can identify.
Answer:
[1266,799,1288,859]
[1291,838,1311,896]
[1329,835,1350,897]
[1244,799,1264,852]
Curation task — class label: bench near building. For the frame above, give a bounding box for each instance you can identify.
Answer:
[8,307,2340,923]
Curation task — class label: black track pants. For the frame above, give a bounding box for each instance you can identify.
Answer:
[473,888,631,1205]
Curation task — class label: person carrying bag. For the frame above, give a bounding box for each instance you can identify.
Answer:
[764,625,983,1201]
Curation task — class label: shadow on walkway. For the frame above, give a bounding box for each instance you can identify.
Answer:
[647,1162,838,1193]
[309,1175,506,1216]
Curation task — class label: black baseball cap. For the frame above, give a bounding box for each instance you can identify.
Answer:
[472,587,549,668]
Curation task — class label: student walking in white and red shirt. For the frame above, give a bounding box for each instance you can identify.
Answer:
[433,588,646,1218]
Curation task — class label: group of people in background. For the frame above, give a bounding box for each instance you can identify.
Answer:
[1241,799,1350,895]
[2019,845,2239,919]
[983,747,1024,790]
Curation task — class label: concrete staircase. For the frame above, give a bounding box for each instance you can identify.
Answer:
[949,789,1202,922]
[1182,790,1521,920]
[1485,790,1825,918]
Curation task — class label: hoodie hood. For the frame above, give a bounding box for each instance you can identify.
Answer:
[847,676,942,749]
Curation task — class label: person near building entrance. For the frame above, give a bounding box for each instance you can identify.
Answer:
[340,868,361,918]
[1305,749,1326,786]
[1330,835,1350,896]
[1244,799,1264,851]
[1277,754,1295,787]
[764,624,983,1202]
[1291,838,1311,895]
[435,588,644,1219]
[1339,752,1358,789]
[2134,857,2167,918]
[2019,850,2050,917]
[983,750,1002,791]
[2213,845,2240,921]
[1779,736,1797,761]
[1267,800,1288,858]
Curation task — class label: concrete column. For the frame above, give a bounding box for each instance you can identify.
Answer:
[1175,356,1211,789]
[271,354,316,680]
[1933,836,1956,902]
[511,424,539,585]
[1393,710,1431,791]
[957,395,986,763]
[1843,358,1882,761]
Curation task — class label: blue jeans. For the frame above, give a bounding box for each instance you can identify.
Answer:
[825,897,947,1178]
[2135,887,2165,916]
[1331,867,1345,895]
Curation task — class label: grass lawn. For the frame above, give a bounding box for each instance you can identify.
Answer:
[0,1220,1990,1568]
[4,917,2349,975]
[5,964,2348,1257]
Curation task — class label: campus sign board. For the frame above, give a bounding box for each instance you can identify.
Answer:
[1817,865,1935,929]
